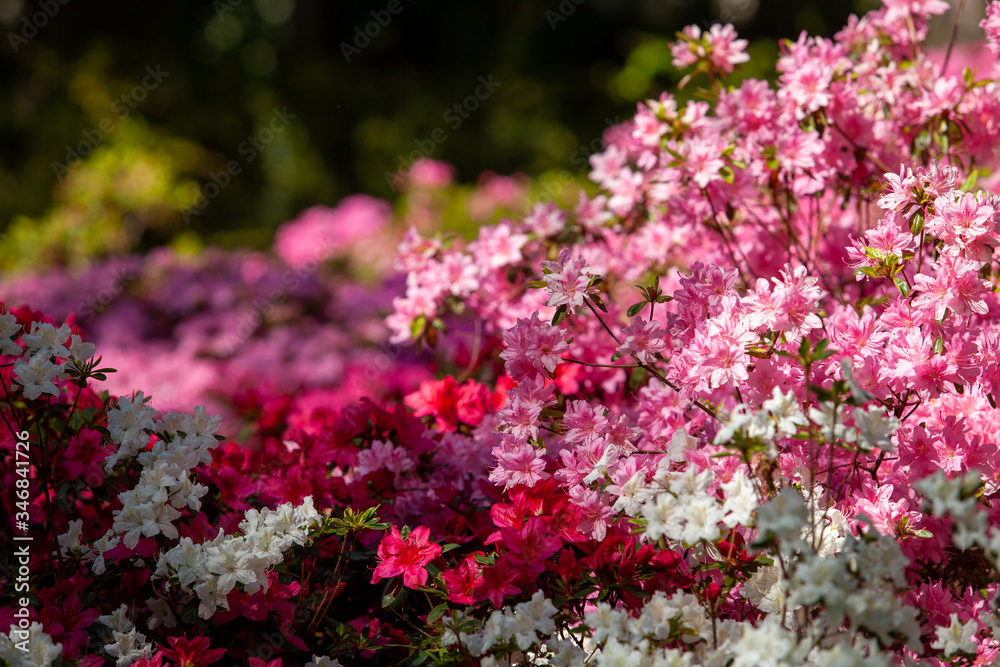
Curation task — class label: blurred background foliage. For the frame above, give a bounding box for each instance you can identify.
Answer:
[1,0,971,271]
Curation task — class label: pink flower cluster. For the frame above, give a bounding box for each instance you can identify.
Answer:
[6,2,1000,665]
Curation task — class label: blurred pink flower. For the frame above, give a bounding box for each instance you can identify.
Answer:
[273,195,392,268]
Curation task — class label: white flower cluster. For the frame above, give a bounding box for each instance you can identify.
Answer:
[153,497,323,619]
[709,616,897,666]
[304,655,345,667]
[712,619,889,667]
[641,466,758,546]
[96,605,154,667]
[713,387,900,457]
[808,403,899,453]
[94,399,222,563]
[0,622,62,667]
[454,591,707,667]
[457,591,560,657]
[915,470,990,550]
[932,614,979,657]
[2,319,96,400]
[754,487,810,548]
[589,590,712,646]
[713,388,809,453]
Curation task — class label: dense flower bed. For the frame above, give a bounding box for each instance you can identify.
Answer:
[4,1,1000,665]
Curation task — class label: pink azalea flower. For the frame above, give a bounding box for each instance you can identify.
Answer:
[273,196,391,268]
[441,554,485,605]
[912,255,991,320]
[983,2,1000,58]
[370,526,442,589]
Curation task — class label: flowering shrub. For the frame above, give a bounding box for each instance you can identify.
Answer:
[0,198,434,445]
[5,1,1000,665]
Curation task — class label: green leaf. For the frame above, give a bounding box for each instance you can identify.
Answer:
[932,336,944,355]
[426,602,449,624]
[473,553,495,566]
[862,246,885,261]
[551,305,567,326]
[892,275,910,297]
[908,210,925,235]
[440,543,460,553]
[961,170,981,192]
[626,302,646,318]
[410,316,427,340]
[813,349,836,361]
[590,294,608,313]
[910,529,933,539]
[381,579,405,608]
[989,393,997,409]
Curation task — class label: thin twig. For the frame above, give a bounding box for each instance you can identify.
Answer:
[942,0,968,77]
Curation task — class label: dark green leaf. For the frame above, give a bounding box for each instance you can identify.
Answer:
[426,603,449,624]
[382,579,405,608]
[551,305,567,326]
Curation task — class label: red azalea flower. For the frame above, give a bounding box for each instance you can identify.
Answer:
[133,655,167,667]
[370,526,442,589]
[405,376,460,431]
[441,554,484,604]
[454,380,491,426]
[162,636,226,667]
[474,557,523,607]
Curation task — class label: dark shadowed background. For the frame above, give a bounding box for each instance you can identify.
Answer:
[2,0,974,266]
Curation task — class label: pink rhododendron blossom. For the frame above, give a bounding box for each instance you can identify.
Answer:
[540,250,600,311]
[912,255,991,320]
[499,312,569,381]
[274,196,391,268]
[406,158,455,189]
[984,2,1000,58]
[371,526,442,589]
[617,317,667,364]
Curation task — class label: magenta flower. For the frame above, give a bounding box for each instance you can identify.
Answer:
[370,526,442,589]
